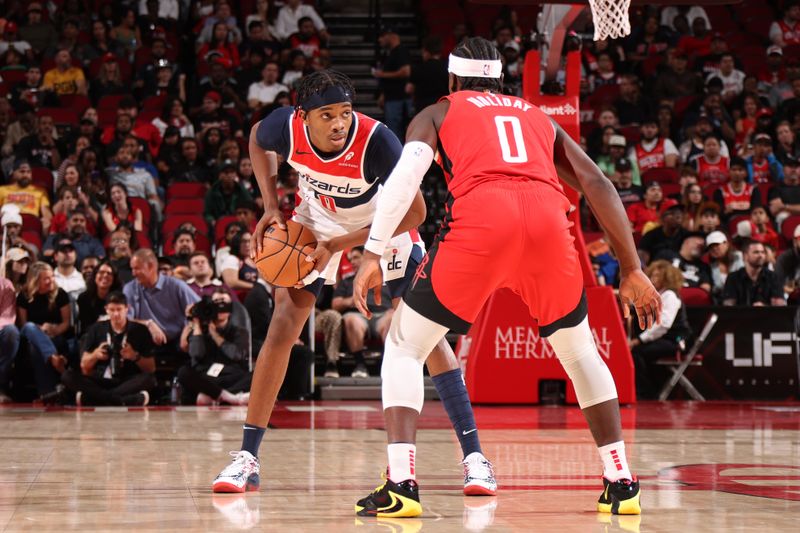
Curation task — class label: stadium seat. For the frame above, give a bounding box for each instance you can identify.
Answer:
[780,215,800,242]
[162,215,208,237]
[58,94,91,114]
[128,197,152,230]
[0,70,26,86]
[167,182,208,201]
[20,213,43,235]
[38,107,78,129]
[680,287,712,306]
[142,94,168,112]
[21,230,42,250]
[661,183,682,198]
[97,94,129,110]
[641,167,680,184]
[30,167,54,194]
[165,198,205,216]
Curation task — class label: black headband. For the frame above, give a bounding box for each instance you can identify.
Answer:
[298,85,352,111]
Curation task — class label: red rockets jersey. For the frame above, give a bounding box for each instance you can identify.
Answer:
[437,91,565,199]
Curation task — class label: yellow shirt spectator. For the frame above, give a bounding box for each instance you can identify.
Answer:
[0,183,51,216]
[42,66,86,96]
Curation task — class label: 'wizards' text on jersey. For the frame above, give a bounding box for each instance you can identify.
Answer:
[255,106,401,232]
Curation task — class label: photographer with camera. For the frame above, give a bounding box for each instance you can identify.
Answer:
[61,291,156,406]
[177,288,251,405]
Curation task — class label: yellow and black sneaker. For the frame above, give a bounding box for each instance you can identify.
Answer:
[597,477,641,515]
[355,475,423,518]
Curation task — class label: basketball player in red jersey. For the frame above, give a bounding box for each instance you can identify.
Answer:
[353,37,661,518]
[211,70,496,496]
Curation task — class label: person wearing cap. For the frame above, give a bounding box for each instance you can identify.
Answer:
[374,25,413,142]
[273,0,328,42]
[0,159,53,232]
[42,206,105,265]
[193,88,243,139]
[53,239,86,300]
[0,20,32,57]
[775,224,800,302]
[611,157,645,208]
[637,204,687,264]
[670,232,712,292]
[626,182,678,233]
[598,134,640,186]
[713,156,761,220]
[768,156,800,227]
[247,61,289,112]
[203,160,253,225]
[679,112,731,165]
[653,47,702,102]
[746,133,784,183]
[18,2,57,54]
[722,240,786,306]
[41,47,86,96]
[1,206,38,258]
[706,230,744,301]
[630,117,679,175]
[769,1,800,47]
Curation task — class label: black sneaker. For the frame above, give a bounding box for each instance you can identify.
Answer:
[324,361,339,378]
[40,384,70,405]
[351,363,369,378]
[597,477,641,515]
[355,475,422,517]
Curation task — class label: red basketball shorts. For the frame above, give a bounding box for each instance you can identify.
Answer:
[404,180,586,336]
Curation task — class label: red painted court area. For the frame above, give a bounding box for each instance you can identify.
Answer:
[266,400,800,430]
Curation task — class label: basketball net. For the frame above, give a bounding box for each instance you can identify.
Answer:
[588,0,631,40]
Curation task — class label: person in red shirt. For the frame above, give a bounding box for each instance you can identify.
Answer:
[289,16,323,58]
[100,96,162,158]
[352,37,660,517]
[695,134,729,186]
[738,205,780,250]
[197,23,240,69]
[713,157,761,220]
[627,182,678,233]
[769,1,800,47]
[630,118,679,174]
[677,17,712,59]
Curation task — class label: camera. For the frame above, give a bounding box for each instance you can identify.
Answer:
[102,338,123,377]
[189,296,233,328]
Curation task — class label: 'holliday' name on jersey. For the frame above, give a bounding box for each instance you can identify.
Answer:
[466,94,533,111]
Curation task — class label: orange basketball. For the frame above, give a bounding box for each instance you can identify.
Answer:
[255,220,317,287]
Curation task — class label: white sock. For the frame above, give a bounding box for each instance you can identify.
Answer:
[387,443,416,483]
[219,389,238,404]
[598,441,632,482]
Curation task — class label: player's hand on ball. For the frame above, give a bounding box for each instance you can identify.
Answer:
[250,208,286,259]
[619,269,662,331]
[294,241,333,288]
[353,253,383,319]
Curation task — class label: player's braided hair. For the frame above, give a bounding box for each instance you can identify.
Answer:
[295,69,356,109]
[451,37,503,93]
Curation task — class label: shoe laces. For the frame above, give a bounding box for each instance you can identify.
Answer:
[369,470,388,495]
[219,451,255,477]
[462,454,495,480]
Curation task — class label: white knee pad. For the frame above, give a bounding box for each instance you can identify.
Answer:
[546,317,618,409]
[381,303,449,413]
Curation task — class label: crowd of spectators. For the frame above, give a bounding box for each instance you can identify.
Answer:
[2,1,800,405]
[0,0,333,405]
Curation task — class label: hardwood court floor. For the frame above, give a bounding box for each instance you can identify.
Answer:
[2,401,799,532]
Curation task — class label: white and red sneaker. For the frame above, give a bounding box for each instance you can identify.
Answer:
[212,451,261,493]
[462,452,497,496]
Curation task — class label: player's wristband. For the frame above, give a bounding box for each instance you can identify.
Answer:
[365,141,433,255]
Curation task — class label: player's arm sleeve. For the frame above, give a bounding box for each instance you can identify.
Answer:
[364,124,403,185]
[254,106,293,159]
[364,141,434,256]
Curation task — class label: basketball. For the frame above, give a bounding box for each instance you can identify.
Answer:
[255,220,317,287]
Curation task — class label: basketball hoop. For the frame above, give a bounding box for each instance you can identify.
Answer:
[587,0,631,40]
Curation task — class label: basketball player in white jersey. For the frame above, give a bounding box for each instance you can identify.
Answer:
[211,70,496,496]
